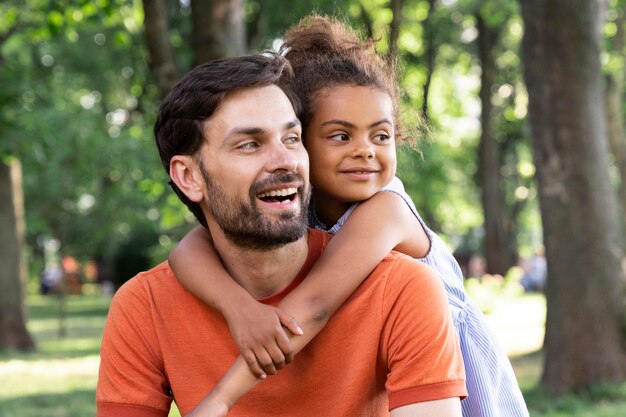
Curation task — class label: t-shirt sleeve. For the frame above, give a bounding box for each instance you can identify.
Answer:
[96,277,173,417]
[379,257,467,409]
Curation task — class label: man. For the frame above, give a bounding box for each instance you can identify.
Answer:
[96,53,466,417]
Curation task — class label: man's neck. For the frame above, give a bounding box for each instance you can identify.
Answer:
[208,225,310,300]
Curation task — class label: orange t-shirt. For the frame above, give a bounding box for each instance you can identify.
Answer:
[97,229,466,417]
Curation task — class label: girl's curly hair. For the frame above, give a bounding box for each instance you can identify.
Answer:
[280,15,414,144]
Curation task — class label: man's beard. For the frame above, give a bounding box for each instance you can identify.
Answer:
[201,166,310,250]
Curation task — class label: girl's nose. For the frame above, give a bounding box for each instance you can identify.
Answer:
[351,140,375,159]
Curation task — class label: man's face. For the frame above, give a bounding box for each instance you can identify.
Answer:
[197,85,310,250]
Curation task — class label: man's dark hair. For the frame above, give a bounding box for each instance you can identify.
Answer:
[154,53,300,227]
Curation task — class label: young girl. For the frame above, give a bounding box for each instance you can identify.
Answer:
[175,16,529,417]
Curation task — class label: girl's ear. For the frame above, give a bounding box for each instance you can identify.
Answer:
[169,155,205,203]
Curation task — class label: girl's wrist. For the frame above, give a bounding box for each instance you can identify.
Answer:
[219,289,255,316]
[190,388,233,417]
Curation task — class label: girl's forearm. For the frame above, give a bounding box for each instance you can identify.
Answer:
[275,193,418,331]
[186,357,261,417]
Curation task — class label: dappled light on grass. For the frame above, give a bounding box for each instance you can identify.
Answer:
[0,390,97,417]
[522,380,626,417]
[510,351,543,390]
[0,295,108,417]
[483,293,545,357]
[3,293,626,417]
[0,356,99,398]
[0,294,184,417]
[35,336,103,357]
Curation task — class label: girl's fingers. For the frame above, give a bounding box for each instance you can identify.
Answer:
[275,308,303,336]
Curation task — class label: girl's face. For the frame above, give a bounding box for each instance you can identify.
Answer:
[305,85,397,224]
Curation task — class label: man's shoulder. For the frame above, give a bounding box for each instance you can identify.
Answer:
[381,250,434,275]
[112,261,179,302]
[308,227,333,253]
[107,260,200,330]
[374,251,443,295]
[308,227,332,241]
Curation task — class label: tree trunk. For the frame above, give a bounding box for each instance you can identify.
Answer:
[476,14,509,276]
[191,0,245,65]
[420,0,437,124]
[520,0,626,395]
[141,0,181,98]
[606,7,626,220]
[0,159,35,351]
[388,0,403,59]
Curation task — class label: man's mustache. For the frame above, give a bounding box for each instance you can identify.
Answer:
[250,172,305,195]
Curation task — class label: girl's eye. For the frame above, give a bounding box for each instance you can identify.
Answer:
[328,133,350,142]
[373,133,391,143]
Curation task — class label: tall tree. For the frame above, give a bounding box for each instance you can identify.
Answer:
[142,0,181,98]
[0,1,34,352]
[420,0,438,123]
[388,0,403,59]
[476,13,509,275]
[520,0,626,394]
[191,0,246,64]
[0,159,34,351]
[605,1,626,219]
[142,0,246,92]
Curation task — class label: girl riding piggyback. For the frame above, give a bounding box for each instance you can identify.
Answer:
[171,15,529,417]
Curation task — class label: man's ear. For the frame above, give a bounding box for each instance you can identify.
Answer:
[169,155,205,203]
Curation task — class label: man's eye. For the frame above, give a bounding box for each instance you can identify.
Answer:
[238,142,259,151]
[284,135,302,145]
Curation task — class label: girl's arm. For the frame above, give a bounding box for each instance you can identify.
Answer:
[276,190,429,330]
[187,191,430,416]
[169,226,303,378]
[390,398,462,417]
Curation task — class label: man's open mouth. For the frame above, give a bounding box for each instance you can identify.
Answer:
[257,187,298,204]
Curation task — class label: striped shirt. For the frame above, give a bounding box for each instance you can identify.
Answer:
[310,176,530,417]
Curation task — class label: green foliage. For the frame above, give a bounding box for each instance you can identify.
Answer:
[244,0,351,50]
[3,0,609,280]
[6,293,626,417]
[1,0,192,270]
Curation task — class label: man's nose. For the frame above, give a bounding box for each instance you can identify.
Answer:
[266,142,299,173]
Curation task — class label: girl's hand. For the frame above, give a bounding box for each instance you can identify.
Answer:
[223,301,303,378]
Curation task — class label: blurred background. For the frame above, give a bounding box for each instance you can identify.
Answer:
[1,0,626,416]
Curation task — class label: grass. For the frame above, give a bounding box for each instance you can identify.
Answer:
[2,292,626,416]
[486,292,626,417]
[0,295,107,417]
[0,294,180,417]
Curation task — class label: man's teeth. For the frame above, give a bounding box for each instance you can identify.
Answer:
[257,187,297,199]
